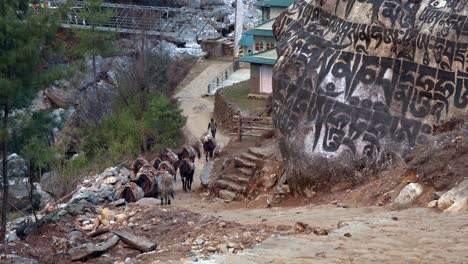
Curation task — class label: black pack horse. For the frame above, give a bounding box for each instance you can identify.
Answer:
[175,145,201,163]
[178,158,195,192]
[201,134,216,162]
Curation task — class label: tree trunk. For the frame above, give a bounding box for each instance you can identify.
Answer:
[1,104,9,242]
[93,54,102,114]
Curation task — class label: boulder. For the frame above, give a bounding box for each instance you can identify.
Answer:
[200,0,225,10]
[33,182,55,209]
[3,178,41,211]
[5,255,39,264]
[200,161,214,188]
[44,84,78,108]
[0,153,28,178]
[394,183,423,205]
[438,179,468,212]
[41,171,65,198]
[272,0,468,193]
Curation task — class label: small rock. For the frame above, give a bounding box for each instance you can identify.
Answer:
[110,220,117,225]
[68,231,84,241]
[337,220,349,229]
[82,220,91,225]
[295,222,307,232]
[255,236,262,242]
[313,228,328,236]
[109,199,126,207]
[183,239,193,246]
[188,221,195,226]
[104,176,117,184]
[243,231,251,237]
[394,183,423,205]
[218,221,226,228]
[227,241,239,249]
[427,200,438,208]
[228,248,235,253]
[391,216,399,221]
[115,214,128,223]
[344,233,352,237]
[206,246,217,252]
[101,208,115,221]
[195,238,205,245]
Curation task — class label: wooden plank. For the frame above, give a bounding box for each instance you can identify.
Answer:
[69,235,120,261]
[232,115,272,119]
[111,230,157,252]
[240,133,263,137]
[239,126,273,131]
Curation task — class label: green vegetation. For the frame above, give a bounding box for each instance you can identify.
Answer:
[82,94,186,163]
[0,0,60,241]
[221,80,266,114]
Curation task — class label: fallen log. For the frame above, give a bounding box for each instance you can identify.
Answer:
[68,235,120,261]
[117,182,145,202]
[111,230,157,252]
[87,228,110,238]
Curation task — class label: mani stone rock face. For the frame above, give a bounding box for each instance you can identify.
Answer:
[272,0,468,192]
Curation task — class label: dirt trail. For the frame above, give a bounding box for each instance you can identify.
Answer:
[169,59,468,264]
[173,59,230,206]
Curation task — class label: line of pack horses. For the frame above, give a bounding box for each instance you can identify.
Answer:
[128,133,217,205]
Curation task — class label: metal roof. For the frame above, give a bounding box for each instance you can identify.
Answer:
[243,19,275,37]
[239,48,277,65]
[254,0,294,7]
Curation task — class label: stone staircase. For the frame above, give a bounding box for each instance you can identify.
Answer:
[215,147,269,201]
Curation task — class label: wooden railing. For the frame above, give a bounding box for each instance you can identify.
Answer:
[231,115,273,141]
[207,60,240,95]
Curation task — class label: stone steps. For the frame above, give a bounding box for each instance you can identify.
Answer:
[218,189,237,201]
[238,167,254,177]
[222,174,250,184]
[236,158,256,169]
[216,179,244,193]
[240,153,260,163]
[248,147,269,159]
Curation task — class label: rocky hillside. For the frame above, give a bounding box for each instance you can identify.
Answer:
[272,0,468,193]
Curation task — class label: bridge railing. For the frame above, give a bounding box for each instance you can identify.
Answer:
[34,1,219,38]
[207,60,240,95]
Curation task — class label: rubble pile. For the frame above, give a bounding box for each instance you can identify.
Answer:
[3,161,278,263]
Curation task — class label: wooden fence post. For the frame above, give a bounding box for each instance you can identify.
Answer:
[238,115,242,141]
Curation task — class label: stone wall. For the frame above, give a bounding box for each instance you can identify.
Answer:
[214,90,241,133]
[272,0,468,193]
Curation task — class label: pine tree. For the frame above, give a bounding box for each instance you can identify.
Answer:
[0,0,59,242]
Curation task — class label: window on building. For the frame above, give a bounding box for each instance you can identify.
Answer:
[263,7,270,21]
[265,41,275,50]
[255,41,262,52]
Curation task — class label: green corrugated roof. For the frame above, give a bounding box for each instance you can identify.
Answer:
[254,0,271,7]
[243,19,275,37]
[269,0,294,7]
[239,49,277,65]
[240,34,254,47]
[254,0,294,7]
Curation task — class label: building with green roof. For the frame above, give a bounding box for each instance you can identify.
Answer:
[237,0,293,94]
[239,47,277,94]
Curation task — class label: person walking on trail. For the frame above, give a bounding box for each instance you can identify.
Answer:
[208,118,217,139]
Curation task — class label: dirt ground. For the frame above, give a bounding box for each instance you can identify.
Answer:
[6,59,468,264]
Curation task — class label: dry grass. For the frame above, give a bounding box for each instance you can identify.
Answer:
[221,80,266,115]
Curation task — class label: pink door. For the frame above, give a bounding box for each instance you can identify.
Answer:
[260,65,273,94]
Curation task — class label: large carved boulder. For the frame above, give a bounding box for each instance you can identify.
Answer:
[272,0,468,193]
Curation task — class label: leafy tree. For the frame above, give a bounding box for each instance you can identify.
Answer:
[0,0,59,242]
